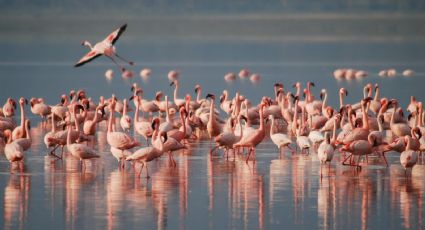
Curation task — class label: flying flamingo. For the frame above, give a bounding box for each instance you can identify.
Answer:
[74,24,133,72]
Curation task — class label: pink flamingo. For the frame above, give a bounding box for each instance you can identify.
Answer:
[75,24,133,72]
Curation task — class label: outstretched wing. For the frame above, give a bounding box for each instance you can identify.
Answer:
[74,50,101,67]
[103,24,127,45]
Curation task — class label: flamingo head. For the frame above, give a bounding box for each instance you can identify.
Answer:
[81,40,91,48]
[60,95,68,105]
[19,97,27,105]
[69,90,75,100]
[239,115,248,123]
[374,83,379,90]
[130,83,138,92]
[81,99,90,110]
[155,92,163,101]
[307,81,315,88]
[194,85,201,94]
[151,118,160,130]
[179,106,187,118]
[29,98,38,107]
[276,88,284,98]
[339,88,348,96]
[160,132,168,143]
[320,89,326,100]
[7,98,17,109]
[206,94,215,100]
[292,82,300,88]
[77,90,86,101]
[219,94,225,104]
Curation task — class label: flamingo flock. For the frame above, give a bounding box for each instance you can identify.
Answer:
[1,80,424,179]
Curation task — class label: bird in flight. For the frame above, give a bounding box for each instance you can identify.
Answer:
[74,24,133,72]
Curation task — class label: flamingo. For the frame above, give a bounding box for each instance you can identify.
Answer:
[170,80,186,107]
[400,135,418,176]
[318,132,334,177]
[106,99,140,165]
[269,114,292,156]
[12,97,27,140]
[2,98,16,117]
[133,96,153,145]
[206,94,222,140]
[233,103,267,163]
[30,98,51,120]
[66,125,100,172]
[3,129,25,171]
[44,111,68,158]
[126,132,166,179]
[74,24,133,72]
[119,99,131,132]
[14,119,31,151]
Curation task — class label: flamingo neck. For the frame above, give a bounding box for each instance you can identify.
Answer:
[134,99,140,123]
[377,117,383,132]
[108,105,114,133]
[339,93,344,109]
[85,41,93,50]
[173,82,179,104]
[181,112,186,136]
[374,87,380,101]
[196,88,202,103]
[390,103,397,125]
[73,107,80,132]
[93,108,99,123]
[66,126,72,147]
[270,116,275,136]
[322,92,327,112]
[51,114,56,132]
[292,101,299,133]
[362,102,369,130]
[209,98,215,124]
[20,103,26,136]
[25,121,31,140]
[332,119,337,143]
[165,97,170,122]
[259,106,265,131]
[123,100,127,117]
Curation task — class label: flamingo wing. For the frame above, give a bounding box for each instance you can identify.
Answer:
[103,24,127,45]
[74,50,101,67]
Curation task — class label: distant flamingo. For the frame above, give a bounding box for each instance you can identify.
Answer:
[74,24,133,72]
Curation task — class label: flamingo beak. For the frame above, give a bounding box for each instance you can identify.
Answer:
[129,95,134,101]
[170,82,175,86]
[131,86,135,92]
[24,98,28,105]
[310,82,315,87]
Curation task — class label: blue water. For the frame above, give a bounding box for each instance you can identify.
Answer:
[1,13,425,230]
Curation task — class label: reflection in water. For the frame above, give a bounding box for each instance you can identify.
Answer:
[0,137,425,229]
[3,175,30,230]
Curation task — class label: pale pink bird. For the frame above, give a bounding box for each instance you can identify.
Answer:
[74,24,133,72]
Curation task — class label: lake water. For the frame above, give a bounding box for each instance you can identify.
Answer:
[1,14,425,230]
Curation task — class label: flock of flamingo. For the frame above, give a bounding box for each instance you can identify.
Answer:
[1,24,424,180]
[0,80,424,179]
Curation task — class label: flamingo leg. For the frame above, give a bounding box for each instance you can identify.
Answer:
[145,164,150,179]
[107,56,126,72]
[342,154,353,166]
[381,152,388,167]
[115,53,134,65]
[138,163,144,177]
[246,147,254,164]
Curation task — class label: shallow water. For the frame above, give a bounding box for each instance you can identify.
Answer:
[1,15,425,230]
